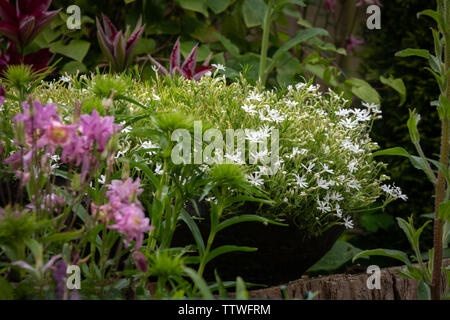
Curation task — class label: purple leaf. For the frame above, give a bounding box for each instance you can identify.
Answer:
[181,43,198,77]
[193,66,214,81]
[170,37,181,76]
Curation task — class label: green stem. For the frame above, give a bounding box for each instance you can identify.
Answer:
[259,0,274,88]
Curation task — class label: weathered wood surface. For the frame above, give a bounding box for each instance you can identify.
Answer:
[247,259,450,300]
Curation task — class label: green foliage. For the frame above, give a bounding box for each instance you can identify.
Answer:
[358,0,439,251]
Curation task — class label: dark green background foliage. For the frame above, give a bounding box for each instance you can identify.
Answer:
[354,0,439,254]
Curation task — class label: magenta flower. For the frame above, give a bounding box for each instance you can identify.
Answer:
[149,38,215,81]
[346,35,365,52]
[324,0,336,13]
[0,0,60,50]
[96,14,145,72]
[109,203,153,249]
[356,0,381,6]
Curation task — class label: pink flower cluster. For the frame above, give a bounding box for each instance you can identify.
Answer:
[5,101,121,181]
[92,178,153,250]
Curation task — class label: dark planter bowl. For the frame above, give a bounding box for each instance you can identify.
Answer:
[172,212,345,286]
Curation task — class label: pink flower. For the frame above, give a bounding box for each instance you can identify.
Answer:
[324,0,336,13]
[346,35,365,52]
[109,203,153,249]
[13,101,59,145]
[106,178,143,205]
[61,109,121,180]
[78,109,121,153]
[356,0,381,7]
[44,121,74,146]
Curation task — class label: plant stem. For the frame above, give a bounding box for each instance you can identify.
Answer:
[259,0,274,88]
[431,1,450,300]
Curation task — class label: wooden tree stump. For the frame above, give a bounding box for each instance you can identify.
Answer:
[248,259,450,300]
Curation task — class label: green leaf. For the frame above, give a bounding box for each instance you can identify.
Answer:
[373,147,410,157]
[308,241,364,272]
[176,0,209,17]
[0,276,14,299]
[395,48,430,59]
[438,200,450,221]
[267,28,329,73]
[380,75,406,105]
[183,267,213,299]
[25,238,42,262]
[242,0,267,28]
[214,32,240,57]
[207,0,231,14]
[214,269,228,298]
[417,280,431,300]
[179,209,205,256]
[346,78,380,104]
[352,249,411,266]
[61,61,87,74]
[235,277,248,299]
[216,215,287,233]
[206,245,257,264]
[41,229,84,243]
[50,40,91,62]
[417,9,445,33]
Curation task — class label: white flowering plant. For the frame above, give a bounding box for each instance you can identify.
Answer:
[32,71,405,239]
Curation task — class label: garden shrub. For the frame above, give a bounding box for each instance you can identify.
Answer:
[29,72,404,237]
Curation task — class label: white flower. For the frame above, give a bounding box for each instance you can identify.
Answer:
[241,104,257,115]
[343,216,354,229]
[353,109,372,122]
[212,64,226,71]
[295,82,307,90]
[60,75,71,83]
[317,177,331,189]
[347,179,361,190]
[247,172,264,186]
[335,203,343,218]
[317,199,331,213]
[321,163,334,174]
[335,109,352,117]
[340,118,358,129]
[293,174,308,188]
[224,151,245,164]
[152,94,161,101]
[155,163,164,175]
[141,140,159,149]
[98,175,106,184]
[250,149,269,163]
[381,184,408,201]
[330,191,344,202]
[285,100,299,107]
[247,92,263,102]
[348,159,358,173]
[301,162,315,173]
